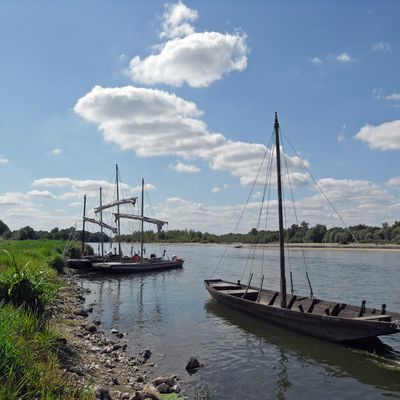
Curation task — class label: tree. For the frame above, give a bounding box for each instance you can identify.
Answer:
[0,220,10,236]
[16,226,37,240]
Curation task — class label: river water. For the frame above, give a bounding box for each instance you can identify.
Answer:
[80,243,400,399]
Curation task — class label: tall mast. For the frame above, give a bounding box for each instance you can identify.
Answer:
[99,187,104,257]
[116,164,122,257]
[81,194,87,255]
[140,178,144,261]
[274,112,287,308]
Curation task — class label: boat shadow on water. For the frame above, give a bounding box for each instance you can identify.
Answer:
[204,299,400,394]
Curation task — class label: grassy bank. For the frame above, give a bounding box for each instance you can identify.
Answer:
[0,240,90,400]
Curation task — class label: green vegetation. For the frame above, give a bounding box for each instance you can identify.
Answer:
[1,219,400,246]
[0,240,90,400]
[0,220,110,242]
[117,221,400,245]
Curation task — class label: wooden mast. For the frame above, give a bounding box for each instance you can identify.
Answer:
[140,178,144,261]
[81,194,87,255]
[116,164,122,257]
[274,112,287,308]
[99,187,104,257]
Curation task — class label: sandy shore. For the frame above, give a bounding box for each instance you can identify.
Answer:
[234,243,400,253]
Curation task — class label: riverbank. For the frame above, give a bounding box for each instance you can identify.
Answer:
[0,240,186,400]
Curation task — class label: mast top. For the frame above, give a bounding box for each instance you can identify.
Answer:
[274,112,279,127]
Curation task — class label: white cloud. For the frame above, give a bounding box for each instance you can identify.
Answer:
[52,148,62,155]
[223,183,229,189]
[386,177,400,190]
[33,176,137,202]
[127,1,248,87]
[160,1,198,39]
[355,120,400,150]
[212,186,221,193]
[383,93,400,101]
[170,161,201,173]
[129,31,248,88]
[155,176,398,233]
[27,190,56,199]
[335,52,354,63]
[310,57,322,65]
[0,192,33,207]
[74,85,309,187]
[372,42,392,53]
[0,156,9,164]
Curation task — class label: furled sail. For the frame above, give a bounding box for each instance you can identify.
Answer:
[113,213,168,232]
[94,197,137,214]
[83,217,117,234]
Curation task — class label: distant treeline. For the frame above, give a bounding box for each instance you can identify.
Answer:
[118,221,400,244]
[1,219,400,244]
[0,221,111,242]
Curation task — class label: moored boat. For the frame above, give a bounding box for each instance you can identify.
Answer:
[205,113,400,342]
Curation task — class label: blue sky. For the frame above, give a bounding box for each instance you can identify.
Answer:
[0,1,399,234]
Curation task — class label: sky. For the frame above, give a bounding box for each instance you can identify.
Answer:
[0,0,400,235]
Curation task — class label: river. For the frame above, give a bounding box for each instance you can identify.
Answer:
[80,243,400,399]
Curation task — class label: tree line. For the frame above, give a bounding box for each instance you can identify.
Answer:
[1,219,400,244]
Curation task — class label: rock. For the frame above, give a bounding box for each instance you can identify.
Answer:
[152,376,171,386]
[156,383,170,394]
[130,392,144,400]
[120,393,130,400]
[143,384,162,400]
[111,328,119,334]
[116,332,124,339]
[147,362,155,367]
[136,375,145,383]
[82,324,97,333]
[140,349,151,359]
[172,384,181,393]
[74,308,89,317]
[186,357,201,371]
[112,344,122,351]
[102,346,113,354]
[111,377,119,385]
[93,319,102,326]
[68,366,84,376]
[94,387,112,400]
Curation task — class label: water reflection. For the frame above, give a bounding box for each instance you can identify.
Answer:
[77,244,400,400]
[204,299,400,395]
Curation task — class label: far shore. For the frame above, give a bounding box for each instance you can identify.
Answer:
[234,242,400,253]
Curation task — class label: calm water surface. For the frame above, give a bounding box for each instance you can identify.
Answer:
[80,243,400,399]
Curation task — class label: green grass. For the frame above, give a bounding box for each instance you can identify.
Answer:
[0,240,91,400]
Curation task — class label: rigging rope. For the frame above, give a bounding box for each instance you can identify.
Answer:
[211,133,273,279]
[281,134,314,298]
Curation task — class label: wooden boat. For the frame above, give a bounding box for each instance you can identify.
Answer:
[205,113,400,342]
[67,166,184,273]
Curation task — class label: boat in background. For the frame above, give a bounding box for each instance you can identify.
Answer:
[91,178,184,273]
[67,165,184,273]
[205,113,400,342]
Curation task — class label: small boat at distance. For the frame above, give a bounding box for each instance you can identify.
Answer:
[205,113,400,342]
[67,166,184,273]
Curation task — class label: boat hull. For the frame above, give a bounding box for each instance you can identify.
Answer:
[91,259,184,273]
[205,279,400,342]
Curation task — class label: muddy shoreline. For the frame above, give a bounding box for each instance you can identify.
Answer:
[56,272,186,400]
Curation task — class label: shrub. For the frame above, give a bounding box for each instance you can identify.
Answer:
[0,251,56,316]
